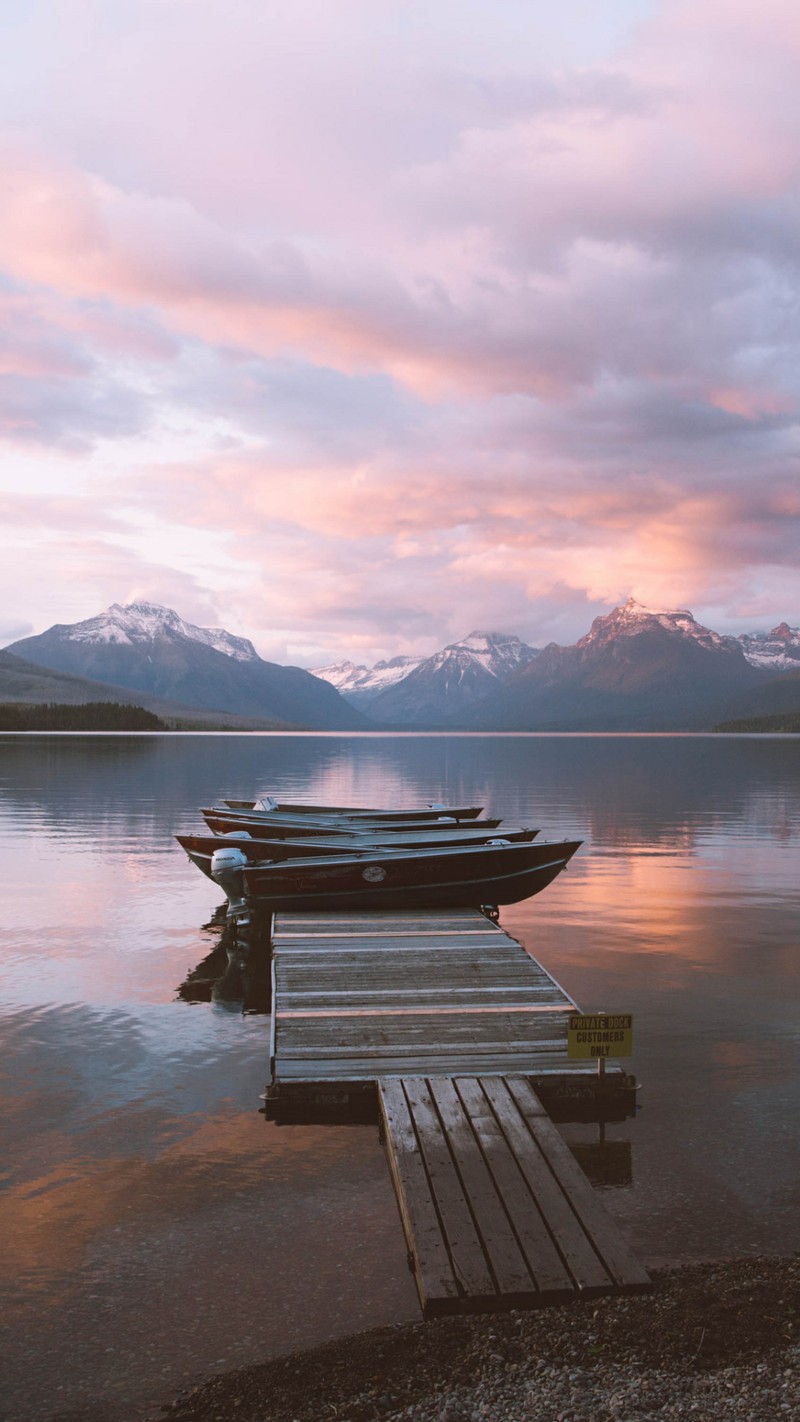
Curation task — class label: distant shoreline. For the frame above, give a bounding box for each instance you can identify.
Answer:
[2,723,799,737]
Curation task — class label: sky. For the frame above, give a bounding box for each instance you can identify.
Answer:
[1,0,799,667]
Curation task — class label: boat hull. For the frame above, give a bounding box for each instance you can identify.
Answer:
[202,810,503,836]
[218,840,581,912]
[221,800,484,821]
[178,826,539,877]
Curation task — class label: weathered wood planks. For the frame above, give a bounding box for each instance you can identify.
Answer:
[379,1075,650,1315]
[270,908,585,1085]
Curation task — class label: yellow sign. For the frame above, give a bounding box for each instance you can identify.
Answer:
[567,1013,633,1060]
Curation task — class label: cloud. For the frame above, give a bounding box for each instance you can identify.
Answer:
[0,0,799,651]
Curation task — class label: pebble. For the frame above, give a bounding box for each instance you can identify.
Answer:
[146,1259,800,1422]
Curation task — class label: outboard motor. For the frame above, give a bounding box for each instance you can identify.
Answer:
[210,845,249,915]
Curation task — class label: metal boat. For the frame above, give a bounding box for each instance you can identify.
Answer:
[178,825,540,878]
[209,837,582,914]
[201,808,503,836]
[218,797,484,821]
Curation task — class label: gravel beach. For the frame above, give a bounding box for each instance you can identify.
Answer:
[149,1256,800,1422]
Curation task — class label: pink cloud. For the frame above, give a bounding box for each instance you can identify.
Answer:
[0,0,799,649]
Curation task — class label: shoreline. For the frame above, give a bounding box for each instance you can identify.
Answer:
[149,1255,800,1422]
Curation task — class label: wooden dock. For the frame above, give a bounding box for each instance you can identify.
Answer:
[380,1074,649,1314]
[267,908,649,1314]
[270,908,619,1083]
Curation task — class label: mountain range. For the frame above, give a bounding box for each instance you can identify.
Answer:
[313,632,539,724]
[5,602,366,730]
[3,598,799,731]
[310,653,426,710]
[454,601,776,731]
[313,603,800,730]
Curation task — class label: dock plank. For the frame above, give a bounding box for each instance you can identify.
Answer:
[380,1075,649,1315]
[426,1076,535,1297]
[401,1078,496,1297]
[452,1078,574,1299]
[478,1076,612,1293]
[505,1077,651,1291]
[278,1051,598,1079]
[379,1079,460,1312]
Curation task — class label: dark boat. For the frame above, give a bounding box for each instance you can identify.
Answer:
[209,838,582,914]
[202,808,503,836]
[177,825,540,878]
[218,798,484,821]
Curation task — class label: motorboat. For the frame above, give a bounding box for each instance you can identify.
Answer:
[208,837,582,914]
[177,824,540,878]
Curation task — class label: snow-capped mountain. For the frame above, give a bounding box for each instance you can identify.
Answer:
[459,599,770,731]
[7,597,798,732]
[583,599,742,653]
[311,654,425,709]
[366,632,540,725]
[311,659,368,693]
[54,601,260,662]
[738,622,800,672]
[7,603,366,730]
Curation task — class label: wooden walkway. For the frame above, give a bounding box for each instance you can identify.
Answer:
[380,1073,649,1315]
[270,908,603,1081]
[268,908,649,1314]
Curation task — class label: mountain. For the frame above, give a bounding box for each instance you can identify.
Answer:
[0,648,296,727]
[47,601,262,662]
[713,667,800,726]
[456,599,772,731]
[310,654,425,709]
[6,602,367,730]
[363,632,540,725]
[738,622,800,672]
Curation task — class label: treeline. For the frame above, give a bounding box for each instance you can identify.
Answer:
[0,701,168,731]
[714,714,800,733]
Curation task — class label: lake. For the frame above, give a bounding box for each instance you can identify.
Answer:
[2,732,799,1422]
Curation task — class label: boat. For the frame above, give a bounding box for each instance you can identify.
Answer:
[218,797,484,821]
[201,808,504,836]
[208,837,582,914]
[177,825,540,878]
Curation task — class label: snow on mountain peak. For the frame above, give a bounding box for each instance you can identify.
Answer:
[310,659,369,692]
[738,622,800,671]
[582,599,738,653]
[311,632,538,714]
[63,602,259,661]
[620,597,692,620]
[435,631,538,678]
[311,654,425,701]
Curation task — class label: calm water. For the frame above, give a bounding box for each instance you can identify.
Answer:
[2,733,799,1421]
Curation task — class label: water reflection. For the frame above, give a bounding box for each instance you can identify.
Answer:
[569,1134,633,1190]
[177,911,272,1015]
[1,733,799,1422]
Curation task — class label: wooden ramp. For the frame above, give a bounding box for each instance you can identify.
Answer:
[379,1073,650,1316]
